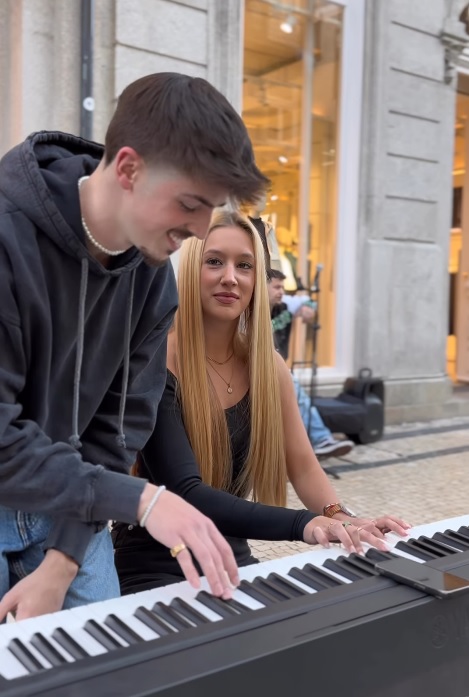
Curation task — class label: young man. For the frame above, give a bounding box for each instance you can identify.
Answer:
[267,270,354,459]
[0,72,268,621]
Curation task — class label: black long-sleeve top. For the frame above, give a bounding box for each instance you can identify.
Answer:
[113,371,316,592]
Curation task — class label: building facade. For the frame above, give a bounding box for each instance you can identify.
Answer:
[1,0,469,422]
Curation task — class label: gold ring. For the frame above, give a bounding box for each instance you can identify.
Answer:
[170,543,187,558]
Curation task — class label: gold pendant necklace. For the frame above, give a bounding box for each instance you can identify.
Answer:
[206,359,234,394]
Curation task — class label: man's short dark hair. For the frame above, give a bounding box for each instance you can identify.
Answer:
[267,269,286,282]
[104,73,269,205]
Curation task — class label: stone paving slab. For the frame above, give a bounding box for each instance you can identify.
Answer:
[249,417,469,562]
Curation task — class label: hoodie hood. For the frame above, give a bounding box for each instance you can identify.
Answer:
[0,130,141,276]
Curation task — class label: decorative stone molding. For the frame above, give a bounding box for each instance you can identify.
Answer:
[441,1,469,83]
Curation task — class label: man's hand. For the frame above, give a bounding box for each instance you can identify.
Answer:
[0,550,78,622]
[297,305,316,325]
[139,485,239,598]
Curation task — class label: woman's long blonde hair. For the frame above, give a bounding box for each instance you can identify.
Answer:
[175,209,287,506]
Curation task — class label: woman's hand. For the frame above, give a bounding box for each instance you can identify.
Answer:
[302,515,410,555]
[334,513,411,539]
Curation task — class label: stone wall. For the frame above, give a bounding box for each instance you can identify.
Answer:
[354,0,469,421]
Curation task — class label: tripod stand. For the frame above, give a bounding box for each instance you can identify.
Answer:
[291,264,340,479]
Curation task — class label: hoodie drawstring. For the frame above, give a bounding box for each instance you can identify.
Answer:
[69,258,89,449]
[116,268,136,448]
[69,261,135,451]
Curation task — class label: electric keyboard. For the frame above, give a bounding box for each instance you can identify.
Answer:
[1,515,469,697]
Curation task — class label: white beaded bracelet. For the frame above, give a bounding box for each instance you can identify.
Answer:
[139,485,166,528]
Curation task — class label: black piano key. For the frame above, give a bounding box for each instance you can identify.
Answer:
[84,619,123,650]
[301,563,345,588]
[394,540,437,562]
[253,577,293,601]
[288,566,329,591]
[405,538,448,558]
[365,548,397,562]
[433,531,469,551]
[104,614,144,645]
[170,598,211,626]
[444,529,469,547]
[323,558,363,581]
[223,597,252,614]
[340,554,380,576]
[30,633,68,667]
[152,602,194,631]
[8,638,44,673]
[417,535,458,556]
[238,580,280,606]
[134,606,175,636]
[457,526,469,540]
[267,572,307,598]
[196,590,240,618]
[52,628,90,660]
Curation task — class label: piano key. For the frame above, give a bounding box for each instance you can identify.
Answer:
[417,536,458,556]
[239,580,281,605]
[433,532,469,551]
[394,541,436,562]
[288,566,327,591]
[30,633,69,667]
[229,587,266,611]
[222,597,253,614]
[104,614,144,645]
[170,598,211,626]
[266,572,308,598]
[134,606,175,636]
[8,638,45,674]
[84,619,123,651]
[252,577,293,601]
[457,526,469,540]
[151,602,194,631]
[51,628,90,660]
[301,563,346,587]
[406,538,449,558]
[365,548,397,563]
[343,554,380,575]
[0,646,29,680]
[444,529,469,547]
[323,558,364,582]
[196,591,241,618]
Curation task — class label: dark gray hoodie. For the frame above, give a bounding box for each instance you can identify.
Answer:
[0,131,178,564]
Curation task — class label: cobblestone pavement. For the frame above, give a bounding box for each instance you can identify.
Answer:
[249,415,469,561]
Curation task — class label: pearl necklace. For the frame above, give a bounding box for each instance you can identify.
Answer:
[78,176,127,256]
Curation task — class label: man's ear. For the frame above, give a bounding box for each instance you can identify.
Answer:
[114,147,144,191]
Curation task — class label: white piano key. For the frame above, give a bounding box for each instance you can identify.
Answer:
[0,646,30,680]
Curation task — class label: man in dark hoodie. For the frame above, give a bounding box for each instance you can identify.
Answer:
[0,72,268,620]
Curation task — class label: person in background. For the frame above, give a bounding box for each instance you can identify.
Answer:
[0,72,269,621]
[267,270,354,459]
[112,210,409,594]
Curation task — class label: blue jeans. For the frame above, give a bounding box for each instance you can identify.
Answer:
[0,506,120,608]
[292,377,331,445]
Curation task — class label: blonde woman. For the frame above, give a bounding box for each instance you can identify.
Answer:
[113,210,409,593]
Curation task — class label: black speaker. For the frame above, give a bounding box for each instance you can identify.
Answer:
[315,368,385,445]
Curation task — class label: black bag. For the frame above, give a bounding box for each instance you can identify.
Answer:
[315,368,385,445]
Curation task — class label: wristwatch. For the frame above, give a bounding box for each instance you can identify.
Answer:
[323,502,357,518]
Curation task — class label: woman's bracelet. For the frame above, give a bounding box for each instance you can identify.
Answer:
[139,485,166,528]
